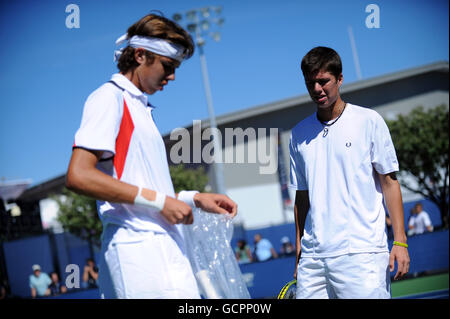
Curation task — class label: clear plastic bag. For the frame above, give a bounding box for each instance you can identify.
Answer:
[182,208,251,299]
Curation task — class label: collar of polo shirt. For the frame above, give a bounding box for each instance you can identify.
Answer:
[111,73,150,105]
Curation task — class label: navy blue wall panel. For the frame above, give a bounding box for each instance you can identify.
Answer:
[3,235,54,298]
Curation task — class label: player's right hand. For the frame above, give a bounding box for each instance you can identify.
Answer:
[160,196,194,225]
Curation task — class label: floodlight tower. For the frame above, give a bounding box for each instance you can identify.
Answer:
[173,6,226,195]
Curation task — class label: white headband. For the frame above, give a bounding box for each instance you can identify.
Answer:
[114,33,187,62]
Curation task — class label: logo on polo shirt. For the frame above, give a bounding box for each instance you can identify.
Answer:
[346,142,352,147]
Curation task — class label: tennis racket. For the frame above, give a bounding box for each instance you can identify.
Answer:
[277,279,297,299]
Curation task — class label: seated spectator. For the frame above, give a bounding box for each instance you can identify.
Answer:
[49,272,67,296]
[408,203,434,236]
[279,236,295,256]
[235,239,253,264]
[82,258,99,289]
[29,264,51,298]
[253,234,278,262]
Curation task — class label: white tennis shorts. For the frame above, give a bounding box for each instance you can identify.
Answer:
[98,224,201,299]
[296,252,391,299]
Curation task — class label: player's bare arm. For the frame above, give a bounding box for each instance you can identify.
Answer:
[66,148,137,203]
[293,190,309,279]
[66,147,195,225]
[378,172,410,280]
[192,193,238,218]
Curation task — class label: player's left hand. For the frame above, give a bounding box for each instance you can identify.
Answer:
[389,245,410,280]
[193,193,238,218]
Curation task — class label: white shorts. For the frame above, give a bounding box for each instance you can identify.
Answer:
[296,252,391,299]
[98,224,200,299]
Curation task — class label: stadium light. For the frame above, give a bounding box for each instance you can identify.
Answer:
[172,6,226,196]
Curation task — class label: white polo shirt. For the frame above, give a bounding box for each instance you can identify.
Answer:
[289,103,399,258]
[74,73,180,236]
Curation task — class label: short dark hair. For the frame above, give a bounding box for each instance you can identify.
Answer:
[301,46,342,79]
[117,13,195,73]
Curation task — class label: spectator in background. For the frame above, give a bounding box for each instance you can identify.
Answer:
[408,203,434,236]
[253,234,278,262]
[49,272,67,296]
[235,239,253,264]
[280,236,295,256]
[29,264,51,298]
[82,258,99,289]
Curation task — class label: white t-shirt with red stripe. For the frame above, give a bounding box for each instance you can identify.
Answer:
[74,73,180,236]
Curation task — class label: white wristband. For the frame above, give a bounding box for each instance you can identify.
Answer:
[134,187,166,211]
[177,190,199,208]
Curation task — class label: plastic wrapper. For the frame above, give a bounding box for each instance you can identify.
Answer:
[182,208,251,299]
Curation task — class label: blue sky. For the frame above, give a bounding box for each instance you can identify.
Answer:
[0,0,448,186]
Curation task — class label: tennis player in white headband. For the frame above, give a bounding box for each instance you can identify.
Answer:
[67,13,237,299]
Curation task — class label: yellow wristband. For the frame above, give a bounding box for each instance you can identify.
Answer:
[393,241,408,248]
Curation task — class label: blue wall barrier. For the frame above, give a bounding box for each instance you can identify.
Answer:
[231,223,296,258]
[52,233,71,283]
[239,230,449,298]
[2,232,99,298]
[391,230,449,275]
[231,199,444,258]
[3,235,54,298]
[6,230,447,299]
[1,198,447,299]
[47,288,100,299]
[239,256,296,299]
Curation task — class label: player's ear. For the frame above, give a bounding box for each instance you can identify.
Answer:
[134,48,146,65]
[337,73,343,87]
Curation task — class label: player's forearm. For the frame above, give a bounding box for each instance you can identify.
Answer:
[66,163,138,204]
[66,148,166,206]
[380,173,407,243]
[294,205,301,263]
[294,191,309,263]
[66,148,139,203]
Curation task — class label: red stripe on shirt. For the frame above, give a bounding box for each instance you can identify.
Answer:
[114,99,134,180]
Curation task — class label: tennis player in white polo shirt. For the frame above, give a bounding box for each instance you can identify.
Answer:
[290,47,410,298]
[66,13,237,299]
